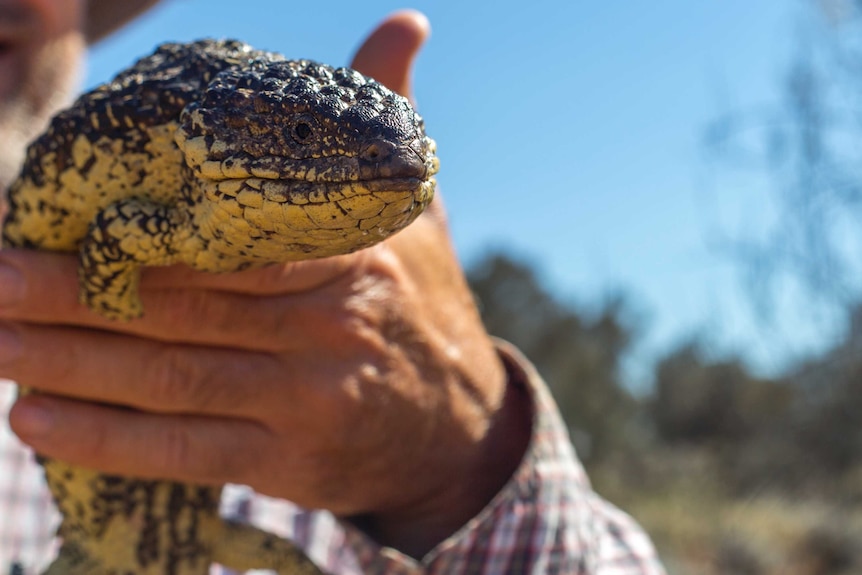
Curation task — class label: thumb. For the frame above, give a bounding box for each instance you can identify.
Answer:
[350,10,430,100]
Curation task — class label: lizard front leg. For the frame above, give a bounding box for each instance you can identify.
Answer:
[78,198,190,320]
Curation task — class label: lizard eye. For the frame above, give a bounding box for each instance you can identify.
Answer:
[288,114,317,144]
[294,122,312,141]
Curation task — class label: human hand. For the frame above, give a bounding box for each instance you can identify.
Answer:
[4,10,530,557]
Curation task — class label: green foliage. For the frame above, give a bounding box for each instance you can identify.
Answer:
[785,304,862,478]
[652,343,791,445]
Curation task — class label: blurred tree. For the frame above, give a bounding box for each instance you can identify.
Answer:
[648,306,862,494]
[651,342,793,447]
[650,340,806,494]
[788,303,862,476]
[462,6,862,566]
[705,0,862,320]
[466,252,637,463]
[705,2,862,496]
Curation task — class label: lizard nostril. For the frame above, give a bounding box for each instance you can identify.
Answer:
[361,140,394,163]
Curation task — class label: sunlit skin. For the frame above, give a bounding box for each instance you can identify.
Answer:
[0,0,85,184]
[1,5,532,559]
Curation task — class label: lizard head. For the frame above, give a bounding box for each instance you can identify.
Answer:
[174,58,438,259]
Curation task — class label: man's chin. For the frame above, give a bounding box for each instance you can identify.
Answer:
[0,42,83,196]
[0,98,34,193]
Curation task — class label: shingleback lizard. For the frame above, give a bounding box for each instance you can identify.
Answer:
[2,39,438,575]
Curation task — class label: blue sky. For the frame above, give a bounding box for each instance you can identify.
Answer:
[87,1,827,382]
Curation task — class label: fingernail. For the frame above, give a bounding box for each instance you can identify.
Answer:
[0,324,21,363]
[11,401,54,439]
[0,263,25,307]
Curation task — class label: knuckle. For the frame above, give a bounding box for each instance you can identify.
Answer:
[146,343,258,416]
[147,345,202,410]
[156,422,195,473]
[147,286,275,347]
[251,262,297,293]
[152,287,222,335]
[156,423,260,485]
[226,435,265,485]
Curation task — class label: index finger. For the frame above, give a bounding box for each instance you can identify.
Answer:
[0,247,357,297]
[139,250,358,294]
[0,248,364,348]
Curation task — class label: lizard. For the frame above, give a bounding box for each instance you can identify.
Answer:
[2,38,438,575]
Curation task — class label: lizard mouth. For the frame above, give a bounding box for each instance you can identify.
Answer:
[187,148,437,185]
[203,175,435,212]
[199,175,435,248]
[253,175,430,198]
[193,153,437,217]
[178,127,438,184]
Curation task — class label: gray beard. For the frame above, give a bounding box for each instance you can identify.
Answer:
[0,35,83,204]
[0,99,36,193]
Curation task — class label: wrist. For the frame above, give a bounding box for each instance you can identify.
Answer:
[347,340,533,558]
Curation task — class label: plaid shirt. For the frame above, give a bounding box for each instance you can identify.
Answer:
[0,341,665,575]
